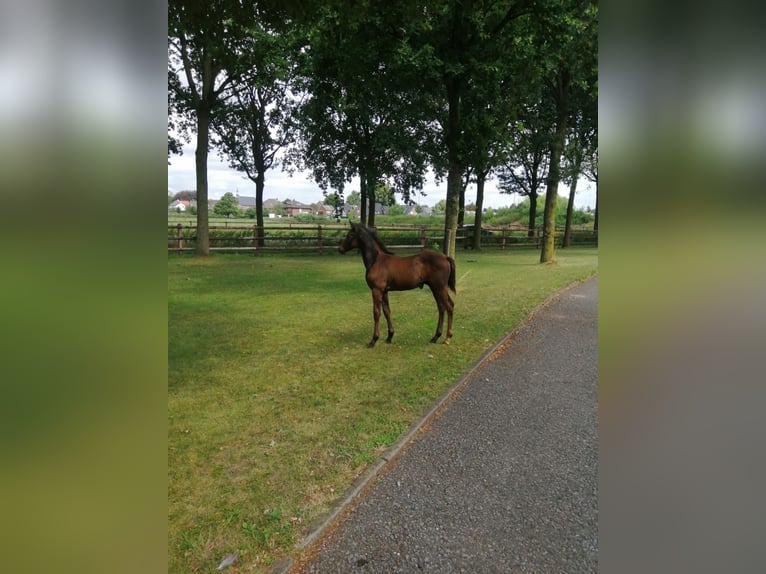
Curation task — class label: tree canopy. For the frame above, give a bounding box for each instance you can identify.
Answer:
[168,0,597,254]
[212,192,241,217]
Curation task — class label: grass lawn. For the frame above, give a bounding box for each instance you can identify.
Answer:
[168,247,597,572]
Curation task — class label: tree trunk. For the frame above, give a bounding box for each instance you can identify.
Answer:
[359,165,368,226]
[457,170,469,229]
[443,76,462,258]
[527,190,537,238]
[255,169,265,248]
[472,171,486,250]
[593,181,598,233]
[540,125,565,262]
[539,161,559,262]
[195,104,211,256]
[540,71,570,264]
[562,157,580,248]
[367,173,376,227]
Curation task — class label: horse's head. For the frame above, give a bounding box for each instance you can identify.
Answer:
[338,223,360,254]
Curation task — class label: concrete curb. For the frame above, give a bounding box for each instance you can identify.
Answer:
[272,274,596,574]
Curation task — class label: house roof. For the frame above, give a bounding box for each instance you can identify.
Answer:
[237,196,257,207]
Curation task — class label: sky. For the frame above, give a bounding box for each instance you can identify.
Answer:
[168,143,597,211]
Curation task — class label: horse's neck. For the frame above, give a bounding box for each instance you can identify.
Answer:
[359,237,383,271]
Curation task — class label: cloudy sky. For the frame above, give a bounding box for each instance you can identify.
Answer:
[168,144,597,210]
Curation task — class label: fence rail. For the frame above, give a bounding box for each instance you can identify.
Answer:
[167,223,597,255]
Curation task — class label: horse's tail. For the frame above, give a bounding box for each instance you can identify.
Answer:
[447,256,456,293]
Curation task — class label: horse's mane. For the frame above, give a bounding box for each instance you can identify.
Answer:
[355,223,395,255]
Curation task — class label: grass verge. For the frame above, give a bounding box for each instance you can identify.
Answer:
[169,247,597,572]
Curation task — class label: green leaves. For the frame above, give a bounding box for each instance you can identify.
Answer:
[212,192,242,218]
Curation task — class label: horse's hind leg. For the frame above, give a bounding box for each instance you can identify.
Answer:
[382,291,395,343]
[430,308,444,343]
[430,287,455,345]
[443,293,454,345]
[429,287,445,343]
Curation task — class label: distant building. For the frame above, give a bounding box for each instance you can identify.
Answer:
[263,198,282,211]
[168,199,195,211]
[404,204,432,217]
[322,203,356,218]
[236,195,257,210]
[283,201,313,217]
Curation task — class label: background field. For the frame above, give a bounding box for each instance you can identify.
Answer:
[168,248,597,572]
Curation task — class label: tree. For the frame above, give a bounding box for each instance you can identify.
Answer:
[497,101,552,237]
[171,190,197,202]
[167,70,188,162]
[459,27,536,250]
[271,201,286,217]
[168,0,257,255]
[211,22,302,248]
[561,93,596,247]
[583,146,598,233]
[324,192,344,219]
[421,0,537,257]
[537,0,597,263]
[346,190,361,207]
[294,2,434,227]
[213,192,241,218]
[168,1,315,255]
[375,182,397,207]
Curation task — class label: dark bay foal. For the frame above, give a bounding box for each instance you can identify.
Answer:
[339,222,456,347]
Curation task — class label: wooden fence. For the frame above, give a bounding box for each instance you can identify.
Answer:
[167,223,597,255]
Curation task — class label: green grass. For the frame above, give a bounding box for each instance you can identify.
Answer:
[168,248,597,572]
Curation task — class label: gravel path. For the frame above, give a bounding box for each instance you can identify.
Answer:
[288,277,598,574]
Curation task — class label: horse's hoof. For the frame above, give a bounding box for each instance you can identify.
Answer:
[443,339,451,346]
[367,341,377,348]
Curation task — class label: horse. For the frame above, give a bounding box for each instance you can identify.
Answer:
[338,222,456,348]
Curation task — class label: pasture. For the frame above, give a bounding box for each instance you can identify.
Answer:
[168,247,597,572]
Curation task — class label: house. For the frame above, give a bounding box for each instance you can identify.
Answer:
[283,201,313,217]
[236,195,257,210]
[263,198,282,210]
[404,204,432,217]
[321,202,353,218]
[322,203,355,218]
[169,199,195,211]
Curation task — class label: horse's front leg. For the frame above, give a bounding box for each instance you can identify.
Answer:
[382,291,394,343]
[368,289,383,348]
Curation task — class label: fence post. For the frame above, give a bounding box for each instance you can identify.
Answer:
[502,226,507,250]
[420,227,426,249]
[253,225,258,256]
[317,225,323,255]
[177,223,183,254]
